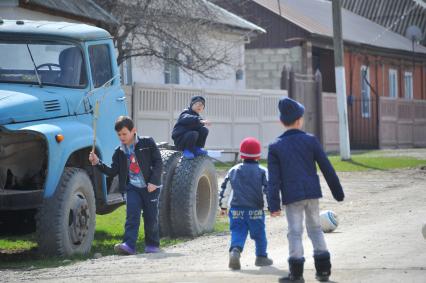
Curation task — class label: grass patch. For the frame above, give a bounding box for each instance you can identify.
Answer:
[327,155,426,171]
[0,207,229,270]
[215,153,426,172]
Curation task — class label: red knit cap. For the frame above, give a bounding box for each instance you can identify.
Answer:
[240,137,261,160]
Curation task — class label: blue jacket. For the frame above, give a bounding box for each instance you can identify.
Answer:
[172,108,204,140]
[219,160,268,209]
[267,129,344,211]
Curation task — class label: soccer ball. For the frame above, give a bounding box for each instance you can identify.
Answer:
[320,210,339,233]
[422,223,426,239]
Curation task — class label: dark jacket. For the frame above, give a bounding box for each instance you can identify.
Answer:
[219,161,268,210]
[267,129,344,211]
[172,108,204,140]
[96,136,163,193]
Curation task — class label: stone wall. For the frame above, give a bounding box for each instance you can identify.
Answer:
[245,47,303,89]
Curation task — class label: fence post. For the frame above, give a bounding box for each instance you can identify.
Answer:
[289,68,295,99]
[315,69,324,146]
[281,66,289,90]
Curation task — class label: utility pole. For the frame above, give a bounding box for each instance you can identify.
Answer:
[332,0,351,160]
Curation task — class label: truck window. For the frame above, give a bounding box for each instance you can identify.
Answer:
[88,44,113,88]
[0,41,86,88]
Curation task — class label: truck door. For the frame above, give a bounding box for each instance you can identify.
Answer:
[86,41,127,196]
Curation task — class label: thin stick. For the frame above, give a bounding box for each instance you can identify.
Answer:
[92,100,100,153]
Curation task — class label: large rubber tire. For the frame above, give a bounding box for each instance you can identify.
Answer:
[159,150,182,237]
[170,155,218,237]
[36,168,96,257]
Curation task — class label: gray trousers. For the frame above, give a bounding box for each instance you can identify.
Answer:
[285,199,328,259]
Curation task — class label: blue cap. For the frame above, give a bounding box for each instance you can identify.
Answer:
[190,96,205,108]
[278,97,305,124]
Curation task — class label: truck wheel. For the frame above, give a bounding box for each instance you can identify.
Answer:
[159,150,181,237]
[170,156,218,237]
[36,168,95,256]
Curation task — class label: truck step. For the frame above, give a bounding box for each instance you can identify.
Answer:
[106,193,124,205]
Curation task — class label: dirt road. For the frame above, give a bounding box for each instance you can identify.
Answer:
[2,169,426,283]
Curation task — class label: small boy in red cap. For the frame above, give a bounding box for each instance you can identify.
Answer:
[219,137,273,270]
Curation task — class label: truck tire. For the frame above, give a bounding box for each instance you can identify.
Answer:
[170,156,218,237]
[159,150,181,237]
[36,167,96,257]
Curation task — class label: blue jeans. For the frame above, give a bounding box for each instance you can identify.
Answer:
[229,207,267,257]
[174,127,209,151]
[123,184,160,250]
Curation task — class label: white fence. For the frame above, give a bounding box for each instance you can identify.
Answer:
[125,84,287,159]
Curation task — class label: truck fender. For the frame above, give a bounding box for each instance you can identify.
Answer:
[9,120,106,198]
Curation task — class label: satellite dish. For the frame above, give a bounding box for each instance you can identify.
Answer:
[405,25,423,42]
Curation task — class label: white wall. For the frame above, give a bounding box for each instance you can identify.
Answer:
[130,31,248,91]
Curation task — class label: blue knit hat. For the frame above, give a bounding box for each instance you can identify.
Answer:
[278,97,305,124]
[190,96,205,108]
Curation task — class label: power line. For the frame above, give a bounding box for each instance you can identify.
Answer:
[369,1,419,45]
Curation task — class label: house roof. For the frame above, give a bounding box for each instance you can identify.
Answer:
[0,19,111,41]
[204,1,266,34]
[20,0,118,25]
[253,0,426,55]
[339,0,426,43]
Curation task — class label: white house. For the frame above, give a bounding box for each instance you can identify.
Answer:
[124,2,265,90]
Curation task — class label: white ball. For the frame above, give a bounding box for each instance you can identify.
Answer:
[320,210,339,233]
[422,223,426,239]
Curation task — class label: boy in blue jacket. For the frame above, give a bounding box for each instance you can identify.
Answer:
[268,98,344,283]
[219,137,273,270]
[172,96,210,159]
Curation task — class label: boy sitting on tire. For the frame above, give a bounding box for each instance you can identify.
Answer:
[172,96,211,159]
[219,137,273,270]
[89,116,163,255]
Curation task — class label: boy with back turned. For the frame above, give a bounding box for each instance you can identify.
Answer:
[268,98,344,283]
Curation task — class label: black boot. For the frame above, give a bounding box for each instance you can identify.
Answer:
[279,258,305,283]
[314,252,331,282]
[228,247,241,270]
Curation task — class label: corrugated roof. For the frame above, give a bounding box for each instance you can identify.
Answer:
[340,0,425,44]
[23,0,118,25]
[253,0,426,54]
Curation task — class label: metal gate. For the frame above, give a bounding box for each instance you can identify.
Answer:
[348,95,379,149]
[281,68,322,139]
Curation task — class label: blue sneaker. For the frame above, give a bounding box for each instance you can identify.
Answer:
[144,245,162,253]
[114,242,136,255]
[183,149,195,159]
[194,147,208,156]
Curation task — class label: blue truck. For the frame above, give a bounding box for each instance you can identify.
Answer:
[0,20,218,257]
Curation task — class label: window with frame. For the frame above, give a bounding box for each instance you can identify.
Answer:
[404,71,413,100]
[388,69,398,98]
[361,65,371,118]
[164,46,179,84]
[88,44,113,88]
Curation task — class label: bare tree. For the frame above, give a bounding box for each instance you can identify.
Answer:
[94,0,248,79]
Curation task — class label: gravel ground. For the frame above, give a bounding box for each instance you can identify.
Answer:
[1,167,426,283]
